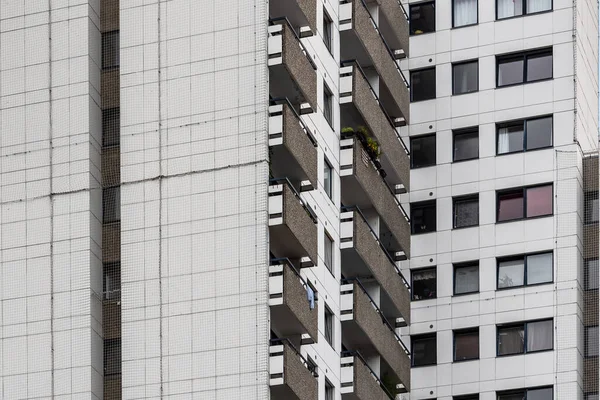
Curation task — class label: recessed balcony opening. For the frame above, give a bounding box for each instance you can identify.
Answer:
[269,0,316,37]
[269,339,318,400]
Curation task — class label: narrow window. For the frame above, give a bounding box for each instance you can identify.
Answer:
[412,334,437,366]
[585,192,599,224]
[324,306,334,346]
[453,0,478,27]
[412,267,437,300]
[497,252,553,289]
[410,67,436,102]
[497,184,553,222]
[324,85,334,128]
[104,338,122,376]
[324,231,334,273]
[410,1,436,35]
[324,159,333,200]
[102,108,120,147]
[323,11,333,54]
[497,320,553,356]
[454,263,479,295]
[454,128,479,162]
[454,195,479,228]
[497,0,523,19]
[103,186,121,223]
[585,326,599,357]
[103,262,121,300]
[325,379,335,400]
[411,134,436,168]
[585,259,599,290]
[453,60,478,95]
[454,329,479,361]
[102,31,120,69]
[411,200,437,234]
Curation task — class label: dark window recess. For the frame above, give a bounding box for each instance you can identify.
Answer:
[410,1,435,35]
[411,134,436,168]
[412,334,437,366]
[411,68,436,102]
[585,259,599,290]
[102,108,120,147]
[586,394,599,400]
[497,252,553,289]
[585,326,599,357]
[103,186,121,224]
[323,11,333,54]
[454,395,479,400]
[324,232,334,273]
[497,387,553,400]
[454,128,479,161]
[497,48,552,87]
[324,86,333,128]
[454,263,479,295]
[102,31,120,69]
[497,319,553,356]
[497,184,553,222]
[585,193,599,224]
[104,338,122,376]
[324,306,334,346]
[497,116,552,154]
[411,201,436,234]
[103,262,121,300]
[324,159,333,200]
[453,0,478,27]
[453,61,478,95]
[454,329,479,361]
[325,379,335,400]
[412,267,437,300]
[454,195,479,228]
[497,0,552,19]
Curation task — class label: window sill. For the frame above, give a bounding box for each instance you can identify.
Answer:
[410,31,436,37]
[453,357,479,363]
[410,164,436,170]
[496,77,553,90]
[452,89,479,97]
[451,22,478,30]
[496,214,553,224]
[453,224,479,230]
[410,97,437,103]
[411,362,437,368]
[411,297,437,302]
[496,281,553,292]
[496,145,553,157]
[411,230,437,236]
[452,156,479,164]
[453,291,479,297]
[496,348,553,358]
[495,9,553,22]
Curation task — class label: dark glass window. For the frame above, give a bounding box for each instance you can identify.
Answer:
[586,394,599,400]
[497,116,553,155]
[585,259,599,290]
[497,190,524,221]
[103,262,121,300]
[455,396,479,400]
[324,231,333,273]
[412,267,437,300]
[102,31,120,69]
[324,306,334,346]
[453,0,478,27]
[324,86,333,128]
[497,48,552,87]
[497,252,553,289]
[497,387,553,400]
[454,329,479,361]
[411,68,436,102]
[102,108,120,147]
[497,320,553,356]
[453,61,478,95]
[104,338,122,376]
[324,159,333,200]
[454,195,479,228]
[325,379,335,400]
[497,0,552,20]
[525,116,553,150]
[411,134,436,168]
[526,185,553,217]
[497,184,553,222]
[585,326,598,357]
[411,201,436,234]
[454,263,479,295]
[412,334,437,366]
[323,11,333,54]
[585,193,599,224]
[454,128,479,161]
[410,1,435,35]
[103,186,121,223]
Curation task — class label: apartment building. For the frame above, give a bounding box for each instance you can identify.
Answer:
[402,1,599,400]
[0,0,413,399]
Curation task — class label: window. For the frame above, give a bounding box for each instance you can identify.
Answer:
[453,128,479,161]
[586,395,599,400]
[497,116,553,154]
[324,85,333,128]
[102,108,120,147]
[410,68,436,102]
[497,0,551,19]
[103,186,121,223]
[585,259,599,290]
[102,31,120,69]
[454,329,479,361]
[411,134,436,168]
[585,192,599,224]
[497,387,553,400]
[412,267,437,300]
[103,262,121,300]
[412,334,437,366]
[410,1,435,35]
[497,319,553,356]
[453,60,478,95]
[324,306,334,346]
[497,48,552,87]
[325,379,335,400]
[104,338,122,376]
[497,184,553,222]
[324,231,333,273]
[411,201,436,234]
[497,252,553,289]
[454,195,479,228]
[585,326,598,357]
[323,11,333,54]
[455,396,479,400]
[453,0,477,27]
[454,263,479,295]
[324,159,333,200]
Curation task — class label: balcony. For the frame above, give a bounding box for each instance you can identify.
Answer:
[340,62,410,191]
[269,258,319,343]
[339,0,410,123]
[270,339,318,400]
[269,178,318,266]
[340,279,410,393]
[269,19,317,113]
[269,99,318,191]
[269,0,316,37]
[341,351,397,400]
[340,137,410,259]
[378,0,410,58]
[340,207,410,324]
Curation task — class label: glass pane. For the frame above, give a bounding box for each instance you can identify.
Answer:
[526,0,551,13]
[585,197,599,224]
[498,325,524,355]
[586,326,598,357]
[498,394,525,400]
[411,135,436,168]
[453,0,478,27]
[497,0,523,18]
[324,89,333,127]
[324,161,332,199]
[104,338,122,375]
[497,124,524,154]
[454,331,479,361]
[413,269,437,300]
[410,2,435,34]
[498,259,525,288]
[102,31,120,69]
[527,388,553,400]
[412,335,437,366]
[411,68,437,102]
[453,61,478,94]
[325,309,333,345]
[526,117,552,150]
[526,253,552,285]
[498,58,524,86]
[103,186,121,223]
[454,198,479,228]
[586,259,599,290]
[102,108,120,147]
[103,263,121,300]
[455,265,479,294]
[454,130,479,161]
[411,202,437,234]
[586,395,599,400]
[527,53,552,82]
[526,185,553,218]
[526,320,553,352]
[324,234,333,272]
[498,191,524,221]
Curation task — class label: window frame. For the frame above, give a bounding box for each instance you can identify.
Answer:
[103,186,121,224]
[324,84,334,128]
[411,333,437,367]
[323,9,333,55]
[453,328,480,362]
[411,200,437,234]
[104,338,122,376]
[452,0,478,28]
[325,378,335,400]
[496,319,554,357]
[409,1,436,35]
[102,108,120,148]
[585,258,599,291]
[410,133,437,169]
[496,251,554,290]
[324,230,334,274]
[496,183,554,222]
[496,0,553,20]
[452,59,479,95]
[324,305,334,347]
[410,67,437,102]
[454,395,479,400]
[496,115,553,155]
[453,127,479,162]
[585,191,599,224]
[103,262,121,300]
[497,386,554,400]
[496,48,553,88]
[102,30,120,70]
[411,267,437,301]
[454,262,480,295]
[324,158,333,200]
[585,325,599,358]
[453,194,479,229]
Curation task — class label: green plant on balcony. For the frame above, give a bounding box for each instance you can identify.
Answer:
[356,126,381,161]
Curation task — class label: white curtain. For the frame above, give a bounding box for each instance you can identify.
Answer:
[454,0,477,26]
[526,320,553,352]
[498,128,511,154]
[497,0,522,19]
[527,0,551,13]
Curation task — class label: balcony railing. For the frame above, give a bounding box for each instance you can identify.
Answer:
[378,0,410,58]
[341,350,397,400]
[270,338,318,400]
[269,0,317,36]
